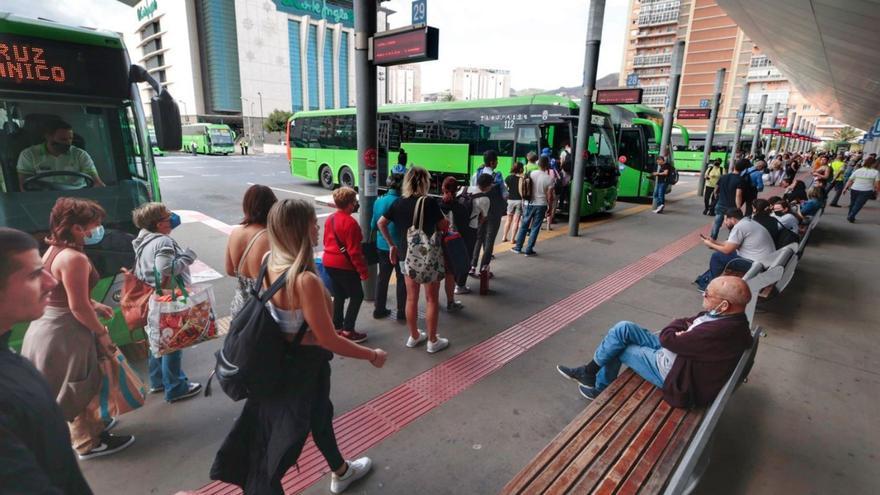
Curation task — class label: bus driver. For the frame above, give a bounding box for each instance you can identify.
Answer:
[17,120,106,190]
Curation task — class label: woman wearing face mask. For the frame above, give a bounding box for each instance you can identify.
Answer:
[22,197,136,460]
[322,187,369,343]
[131,202,202,403]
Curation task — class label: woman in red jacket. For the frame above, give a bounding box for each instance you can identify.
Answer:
[323,187,369,342]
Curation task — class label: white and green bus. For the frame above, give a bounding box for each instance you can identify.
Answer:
[181,123,236,155]
[0,12,182,350]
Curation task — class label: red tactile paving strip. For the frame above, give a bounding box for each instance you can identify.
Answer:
[198,227,706,495]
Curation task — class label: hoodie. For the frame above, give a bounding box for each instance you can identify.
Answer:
[132,229,197,287]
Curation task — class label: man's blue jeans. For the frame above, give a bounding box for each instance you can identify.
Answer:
[594,321,665,391]
[515,204,548,254]
[148,350,190,401]
[695,251,753,290]
[652,180,667,208]
[711,204,727,240]
[848,190,873,221]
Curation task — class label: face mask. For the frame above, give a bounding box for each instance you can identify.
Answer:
[83,225,105,246]
[708,301,727,317]
[773,211,784,217]
[51,141,71,153]
[169,212,181,229]
[352,203,360,214]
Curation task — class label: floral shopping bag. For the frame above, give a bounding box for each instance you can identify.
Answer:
[147,283,218,356]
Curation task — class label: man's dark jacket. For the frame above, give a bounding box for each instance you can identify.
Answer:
[659,312,753,408]
[0,332,93,494]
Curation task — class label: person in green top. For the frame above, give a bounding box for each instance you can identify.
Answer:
[524,151,540,174]
[828,152,848,207]
[17,120,105,191]
[702,159,724,215]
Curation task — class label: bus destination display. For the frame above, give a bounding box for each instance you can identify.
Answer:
[372,26,439,66]
[0,34,128,98]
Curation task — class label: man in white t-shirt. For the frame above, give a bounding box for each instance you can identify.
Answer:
[843,162,880,223]
[695,207,776,290]
[513,156,555,256]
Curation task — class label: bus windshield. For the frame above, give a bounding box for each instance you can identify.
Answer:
[0,96,153,235]
[209,128,234,146]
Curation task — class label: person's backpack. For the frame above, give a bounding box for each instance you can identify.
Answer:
[741,171,759,202]
[206,261,306,401]
[404,197,444,284]
[773,218,801,248]
[520,172,534,202]
[666,163,680,185]
[455,190,476,225]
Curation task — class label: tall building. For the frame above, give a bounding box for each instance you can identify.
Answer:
[127,0,410,136]
[451,68,511,101]
[619,0,851,141]
[384,65,422,104]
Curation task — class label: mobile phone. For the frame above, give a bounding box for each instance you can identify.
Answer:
[699,234,709,240]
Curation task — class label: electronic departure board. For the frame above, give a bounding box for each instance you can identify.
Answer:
[0,34,130,98]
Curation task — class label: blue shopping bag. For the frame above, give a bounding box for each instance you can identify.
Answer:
[315,258,335,296]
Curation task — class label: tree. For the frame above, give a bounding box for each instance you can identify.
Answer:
[439,92,455,102]
[833,126,860,143]
[264,109,293,133]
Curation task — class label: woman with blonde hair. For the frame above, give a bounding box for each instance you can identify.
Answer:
[377,166,450,353]
[211,198,386,494]
[22,197,135,460]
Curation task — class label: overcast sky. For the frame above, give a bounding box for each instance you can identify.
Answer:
[5,0,629,93]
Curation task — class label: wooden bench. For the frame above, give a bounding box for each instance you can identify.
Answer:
[502,327,762,495]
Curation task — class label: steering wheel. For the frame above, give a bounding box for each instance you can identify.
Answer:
[22,171,95,191]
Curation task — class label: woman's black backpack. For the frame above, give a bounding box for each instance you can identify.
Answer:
[206,261,306,401]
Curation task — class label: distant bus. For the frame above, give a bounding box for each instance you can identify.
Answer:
[287,95,621,217]
[181,123,235,155]
[148,125,164,156]
[673,132,755,172]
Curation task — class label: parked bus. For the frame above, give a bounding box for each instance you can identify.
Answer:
[181,123,235,155]
[0,12,182,350]
[287,95,620,217]
[672,132,755,172]
[148,125,164,156]
[606,104,690,201]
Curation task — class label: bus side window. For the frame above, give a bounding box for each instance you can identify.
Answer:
[290,119,306,148]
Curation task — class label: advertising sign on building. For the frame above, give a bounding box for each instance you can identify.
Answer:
[272,0,354,27]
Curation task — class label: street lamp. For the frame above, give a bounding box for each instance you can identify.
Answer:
[257,91,264,144]
[177,99,188,123]
[239,97,251,140]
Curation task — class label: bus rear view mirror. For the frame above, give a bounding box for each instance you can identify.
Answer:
[151,91,182,151]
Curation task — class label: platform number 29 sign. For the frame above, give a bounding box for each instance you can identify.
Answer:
[412,0,427,25]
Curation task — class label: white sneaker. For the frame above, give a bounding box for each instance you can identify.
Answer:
[454,285,471,295]
[427,337,449,354]
[405,330,427,348]
[654,204,665,214]
[330,457,372,494]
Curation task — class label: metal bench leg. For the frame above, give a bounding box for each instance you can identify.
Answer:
[682,437,714,495]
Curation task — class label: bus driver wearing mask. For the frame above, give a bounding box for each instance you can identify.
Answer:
[17,119,106,191]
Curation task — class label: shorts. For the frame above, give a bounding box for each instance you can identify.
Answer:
[506,199,523,216]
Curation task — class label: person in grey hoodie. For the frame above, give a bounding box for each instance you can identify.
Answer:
[131,202,202,403]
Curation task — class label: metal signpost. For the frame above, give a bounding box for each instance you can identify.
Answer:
[569,0,606,237]
[750,94,768,157]
[698,68,725,194]
[659,40,685,160]
[731,82,749,161]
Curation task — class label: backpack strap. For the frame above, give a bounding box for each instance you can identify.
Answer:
[412,196,425,231]
[236,229,267,276]
[256,258,288,303]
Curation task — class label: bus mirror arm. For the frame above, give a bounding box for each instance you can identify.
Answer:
[131,65,183,151]
[129,65,162,93]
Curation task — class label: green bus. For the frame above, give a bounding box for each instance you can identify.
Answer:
[672,132,754,172]
[181,123,235,155]
[148,125,164,156]
[608,104,690,201]
[0,12,182,350]
[287,95,620,217]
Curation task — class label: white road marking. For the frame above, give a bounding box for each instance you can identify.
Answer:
[247,183,318,199]
[159,175,184,179]
[317,212,332,218]
[201,174,220,177]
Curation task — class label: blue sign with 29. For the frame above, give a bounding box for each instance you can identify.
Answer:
[412,0,427,24]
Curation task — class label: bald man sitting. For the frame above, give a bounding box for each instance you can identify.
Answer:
[557,276,753,408]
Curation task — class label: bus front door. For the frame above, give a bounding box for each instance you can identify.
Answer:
[513,124,540,171]
[617,127,652,200]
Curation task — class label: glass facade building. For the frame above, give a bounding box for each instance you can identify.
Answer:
[196,0,242,113]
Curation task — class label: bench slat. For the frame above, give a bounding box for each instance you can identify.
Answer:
[502,372,641,494]
[615,407,691,495]
[591,397,674,494]
[568,387,665,494]
[544,380,658,493]
[640,410,705,493]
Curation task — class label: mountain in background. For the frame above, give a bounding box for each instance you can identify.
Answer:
[512,72,619,98]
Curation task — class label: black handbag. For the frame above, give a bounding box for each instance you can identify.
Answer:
[330,215,378,266]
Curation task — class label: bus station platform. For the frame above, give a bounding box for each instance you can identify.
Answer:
[80,177,879,495]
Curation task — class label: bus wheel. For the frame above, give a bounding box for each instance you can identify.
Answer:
[339,167,355,189]
[319,165,335,189]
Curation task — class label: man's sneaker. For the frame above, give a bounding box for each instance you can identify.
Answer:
[654,204,665,214]
[340,330,368,343]
[405,330,427,348]
[102,416,117,433]
[168,382,202,403]
[579,384,600,401]
[373,308,392,319]
[427,337,449,354]
[78,432,135,460]
[454,285,471,295]
[468,268,477,278]
[511,247,522,254]
[556,365,596,388]
[330,457,372,494]
[523,251,537,257]
[148,385,164,394]
[446,300,464,312]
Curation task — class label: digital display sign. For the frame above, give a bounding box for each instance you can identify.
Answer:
[372,26,439,67]
[677,108,712,119]
[595,88,643,105]
[0,34,129,98]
